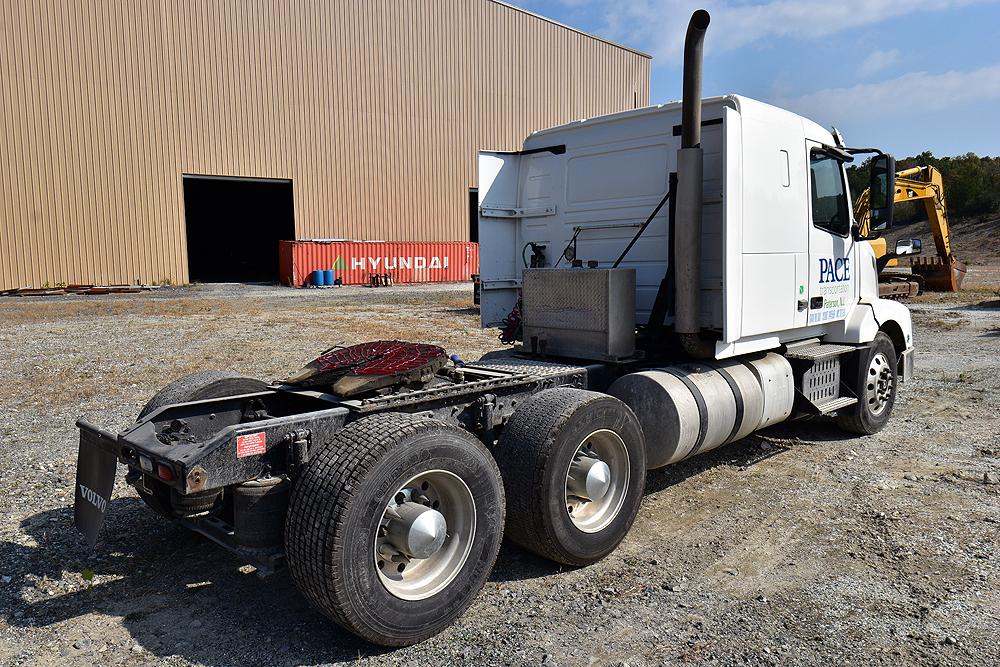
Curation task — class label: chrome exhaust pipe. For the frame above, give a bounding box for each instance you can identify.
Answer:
[680,9,711,150]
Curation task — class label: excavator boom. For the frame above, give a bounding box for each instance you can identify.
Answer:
[856,164,966,293]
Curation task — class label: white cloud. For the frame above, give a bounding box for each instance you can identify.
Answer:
[598,0,994,64]
[777,64,1000,125]
[858,48,901,77]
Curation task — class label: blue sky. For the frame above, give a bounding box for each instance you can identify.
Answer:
[507,0,1000,158]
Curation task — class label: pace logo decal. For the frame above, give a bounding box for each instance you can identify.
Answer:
[818,257,850,283]
[809,256,852,324]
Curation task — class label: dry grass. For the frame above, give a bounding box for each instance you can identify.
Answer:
[913,310,968,331]
[0,297,239,326]
[910,285,1000,306]
[0,287,476,327]
[0,285,502,409]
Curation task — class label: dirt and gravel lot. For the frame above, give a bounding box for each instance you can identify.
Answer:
[1,272,998,667]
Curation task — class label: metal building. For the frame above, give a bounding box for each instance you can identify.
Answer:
[0,0,650,289]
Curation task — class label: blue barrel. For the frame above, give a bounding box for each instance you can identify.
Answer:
[311,269,326,287]
[323,270,336,285]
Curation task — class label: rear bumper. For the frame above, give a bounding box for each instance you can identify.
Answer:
[73,397,352,547]
[899,347,914,383]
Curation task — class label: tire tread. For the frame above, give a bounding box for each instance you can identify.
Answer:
[496,387,641,566]
[285,412,503,646]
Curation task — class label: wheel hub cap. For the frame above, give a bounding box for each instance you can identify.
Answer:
[385,502,447,559]
[567,456,612,501]
[865,352,894,416]
[374,470,476,601]
[564,429,630,534]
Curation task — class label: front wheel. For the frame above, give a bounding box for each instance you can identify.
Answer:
[284,413,505,647]
[836,332,898,435]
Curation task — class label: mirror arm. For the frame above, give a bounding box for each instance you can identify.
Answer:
[853,223,882,242]
[845,147,884,156]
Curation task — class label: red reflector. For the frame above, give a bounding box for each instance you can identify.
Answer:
[156,464,174,481]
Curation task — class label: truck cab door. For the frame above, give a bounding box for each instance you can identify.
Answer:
[806,143,856,327]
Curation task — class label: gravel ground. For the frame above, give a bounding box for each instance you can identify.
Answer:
[1,278,998,667]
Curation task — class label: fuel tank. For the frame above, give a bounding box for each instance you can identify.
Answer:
[608,353,794,468]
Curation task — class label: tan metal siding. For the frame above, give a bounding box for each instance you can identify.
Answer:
[0,0,650,290]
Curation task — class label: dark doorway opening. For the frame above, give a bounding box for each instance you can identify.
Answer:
[183,175,295,283]
[468,188,479,243]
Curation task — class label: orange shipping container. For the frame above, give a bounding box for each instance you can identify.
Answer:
[279,241,479,287]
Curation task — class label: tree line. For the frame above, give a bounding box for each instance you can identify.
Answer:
[847,152,1000,223]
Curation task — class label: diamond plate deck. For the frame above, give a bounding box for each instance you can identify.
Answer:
[784,342,857,361]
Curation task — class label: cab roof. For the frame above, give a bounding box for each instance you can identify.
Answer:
[525,94,836,148]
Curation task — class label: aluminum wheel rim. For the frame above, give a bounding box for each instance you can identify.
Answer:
[564,429,630,534]
[866,352,894,416]
[374,469,476,601]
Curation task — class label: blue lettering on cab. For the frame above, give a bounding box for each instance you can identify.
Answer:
[818,257,850,283]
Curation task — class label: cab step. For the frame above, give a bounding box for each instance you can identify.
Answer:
[784,339,857,361]
[811,395,858,414]
[784,339,861,415]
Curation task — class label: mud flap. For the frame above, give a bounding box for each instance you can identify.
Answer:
[74,424,119,547]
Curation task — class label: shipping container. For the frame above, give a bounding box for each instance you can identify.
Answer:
[280,241,479,287]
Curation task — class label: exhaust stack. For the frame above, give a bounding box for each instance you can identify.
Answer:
[674,9,713,358]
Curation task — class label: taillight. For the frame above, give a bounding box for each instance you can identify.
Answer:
[156,464,174,482]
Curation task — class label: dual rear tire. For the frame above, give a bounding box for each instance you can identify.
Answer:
[285,389,646,646]
[141,375,647,646]
[285,413,505,647]
[494,388,647,566]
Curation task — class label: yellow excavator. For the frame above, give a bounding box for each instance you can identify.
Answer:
[855,164,966,296]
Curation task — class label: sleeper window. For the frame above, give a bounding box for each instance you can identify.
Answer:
[810,152,850,236]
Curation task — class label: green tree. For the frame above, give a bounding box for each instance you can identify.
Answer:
[848,151,1000,221]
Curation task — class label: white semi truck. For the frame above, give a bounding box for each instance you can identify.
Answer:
[73,10,916,647]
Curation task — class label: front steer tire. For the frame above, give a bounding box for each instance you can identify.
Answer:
[495,388,646,567]
[836,332,898,435]
[284,413,505,647]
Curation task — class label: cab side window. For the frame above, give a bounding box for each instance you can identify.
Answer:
[810,151,850,237]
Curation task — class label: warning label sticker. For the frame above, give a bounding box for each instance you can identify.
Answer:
[236,432,267,458]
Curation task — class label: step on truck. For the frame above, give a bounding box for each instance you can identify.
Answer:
[74,10,916,647]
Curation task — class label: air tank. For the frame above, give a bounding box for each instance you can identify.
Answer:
[608,353,794,469]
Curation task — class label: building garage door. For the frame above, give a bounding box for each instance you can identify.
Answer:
[183,175,295,283]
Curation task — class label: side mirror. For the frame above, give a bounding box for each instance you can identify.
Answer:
[868,153,896,234]
[894,238,922,256]
[877,237,923,272]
